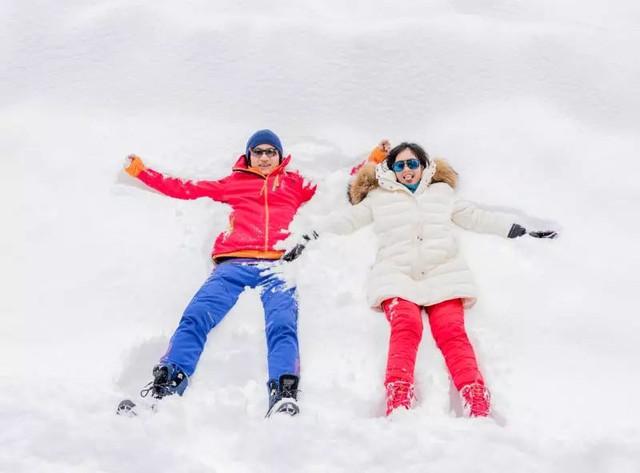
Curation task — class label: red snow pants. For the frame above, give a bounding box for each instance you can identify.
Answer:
[381,297,484,390]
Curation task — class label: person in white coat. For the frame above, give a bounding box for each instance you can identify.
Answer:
[284,141,557,416]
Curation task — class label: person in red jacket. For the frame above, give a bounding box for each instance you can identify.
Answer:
[121,130,316,417]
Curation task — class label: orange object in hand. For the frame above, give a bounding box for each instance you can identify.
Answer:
[368,140,390,164]
[125,155,146,177]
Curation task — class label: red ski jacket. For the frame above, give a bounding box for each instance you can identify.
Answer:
[136,155,316,261]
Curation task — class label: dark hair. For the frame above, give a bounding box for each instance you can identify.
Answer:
[386,142,430,170]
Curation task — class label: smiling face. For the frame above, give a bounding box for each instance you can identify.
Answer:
[392,148,423,185]
[249,144,280,175]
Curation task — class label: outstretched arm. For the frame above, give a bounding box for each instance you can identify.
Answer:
[451,200,514,237]
[282,199,374,261]
[350,139,390,176]
[452,200,557,239]
[124,155,228,202]
[317,198,374,235]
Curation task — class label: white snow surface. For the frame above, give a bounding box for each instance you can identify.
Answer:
[2,1,640,472]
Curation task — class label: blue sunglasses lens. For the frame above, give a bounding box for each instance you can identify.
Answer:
[392,159,421,172]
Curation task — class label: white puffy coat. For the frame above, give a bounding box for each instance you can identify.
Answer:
[319,160,514,309]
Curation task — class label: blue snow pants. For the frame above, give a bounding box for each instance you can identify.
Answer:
[160,259,299,383]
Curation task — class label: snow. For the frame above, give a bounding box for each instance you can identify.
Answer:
[2,1,640,472]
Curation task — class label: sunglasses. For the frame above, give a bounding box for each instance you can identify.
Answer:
[251,147,279,158]
[392,158,421,172]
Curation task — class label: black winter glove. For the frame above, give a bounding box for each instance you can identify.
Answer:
[529,230,558,239]
[282,231,319,262]
[508,223,558,239]
[508,224,527,238]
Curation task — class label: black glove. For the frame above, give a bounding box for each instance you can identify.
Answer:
[282,243,307,262]
[282,231,319,262]
[528,230,558,239]
[508,224,527,238]
[508,223,558,239]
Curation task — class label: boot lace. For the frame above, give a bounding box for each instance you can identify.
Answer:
[460,382,491,417]
[140,367,184,399]
[385,381,416,415]
[140,381,174,399]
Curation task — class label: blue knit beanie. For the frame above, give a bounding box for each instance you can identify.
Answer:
[245,129,283,160]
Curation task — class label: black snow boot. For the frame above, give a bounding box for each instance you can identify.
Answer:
[116,364,189,416]
[141,363,189,400]
[266,374,300,418]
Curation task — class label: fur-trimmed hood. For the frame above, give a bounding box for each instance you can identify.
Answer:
[348,158,458,205]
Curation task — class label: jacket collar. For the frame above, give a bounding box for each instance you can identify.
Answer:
[348,158,458,205]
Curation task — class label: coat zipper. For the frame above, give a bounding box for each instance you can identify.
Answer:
[264,176,270,251]
[233,166,283,252]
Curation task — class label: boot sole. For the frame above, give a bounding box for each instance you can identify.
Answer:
[266,399,300,418]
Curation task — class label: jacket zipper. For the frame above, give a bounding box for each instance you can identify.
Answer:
[264,176,270,251]
[233,167,281,252]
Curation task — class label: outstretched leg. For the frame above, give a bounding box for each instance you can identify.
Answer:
[160,260,256,377]
[426,298,483,389]
[259,267,302,417]
[383,297,424,385]
[426,298,490,416]
[382,297,423,414]
[259,269,300,382]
